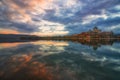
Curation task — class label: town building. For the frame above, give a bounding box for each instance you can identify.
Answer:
[83,26,113,39]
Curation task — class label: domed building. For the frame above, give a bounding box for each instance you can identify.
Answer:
[86,26,113,38]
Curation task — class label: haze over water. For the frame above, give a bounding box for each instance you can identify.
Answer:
[0,40,120,80]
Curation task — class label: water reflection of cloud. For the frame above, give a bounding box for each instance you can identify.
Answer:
[81,51,120,71]
[105,46,120,53]
[32,41,69,46]
[31,41,69,56]
[0,55,55,80]
[0,42,29,49]
[0,41,69,55]
[0,41,120,80]
[0,52,120,80]
[0,41,70,80]
[0,56,78,80]
[67,42,120,72]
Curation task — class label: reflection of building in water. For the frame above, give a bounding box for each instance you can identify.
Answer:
[69,26,116,50]
[60,26,120,50]
[71,37,114,50]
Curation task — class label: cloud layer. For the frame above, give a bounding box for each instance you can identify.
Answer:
[0,0,120,35]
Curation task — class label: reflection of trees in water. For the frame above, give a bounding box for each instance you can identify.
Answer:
[65,38,120,50]
[33,38,120,50]
[1,33,120,50]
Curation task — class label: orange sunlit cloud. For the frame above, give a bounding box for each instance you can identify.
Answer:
[27,0,51,7]
[0,29,21,34]
[1,0,69,36]
[3,0,53,22]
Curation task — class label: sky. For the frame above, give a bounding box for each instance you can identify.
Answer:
[0,0,120,36]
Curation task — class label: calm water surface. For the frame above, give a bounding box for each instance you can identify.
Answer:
[0,41,120,80]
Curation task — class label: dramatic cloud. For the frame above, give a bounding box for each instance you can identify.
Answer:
[0,0,120,35]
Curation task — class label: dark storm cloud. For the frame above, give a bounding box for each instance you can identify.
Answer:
[43,0,120,24]
[0,20,38,33]
[96,17,120,27]
[66,17,120,34]
[0,0,120,35]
